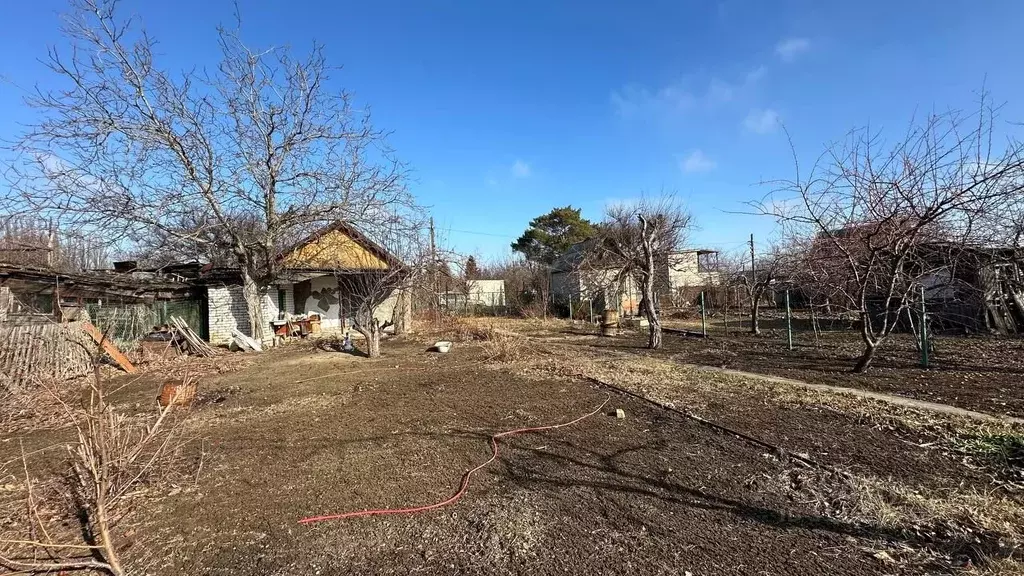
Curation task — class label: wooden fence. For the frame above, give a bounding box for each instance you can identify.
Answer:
[0,318,94,393]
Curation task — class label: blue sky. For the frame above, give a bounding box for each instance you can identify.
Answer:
[3,0,1024,261]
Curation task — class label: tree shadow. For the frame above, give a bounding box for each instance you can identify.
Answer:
[315,339,370,358]
[453,426,1004,567]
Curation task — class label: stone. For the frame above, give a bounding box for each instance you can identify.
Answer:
[614,408,626,419]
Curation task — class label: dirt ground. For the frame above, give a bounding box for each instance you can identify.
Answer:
[652,312,1024,419]
[2,324,1023,575]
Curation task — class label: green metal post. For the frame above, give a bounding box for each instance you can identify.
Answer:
[785,290,793,350]
[920,285,929,368]
[700,291,707,337]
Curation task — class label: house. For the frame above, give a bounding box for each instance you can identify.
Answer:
[0,262,202,329]
[917,245,1023,334]
[550,241,719,314]
[800,225,1024,333]
[662,250,721,305]
[200,221,410,345]
[440,279,507,312]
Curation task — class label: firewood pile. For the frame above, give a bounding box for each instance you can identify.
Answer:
[139,316,217,360]
[168,316,216,357]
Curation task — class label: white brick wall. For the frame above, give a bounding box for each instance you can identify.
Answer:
[207,284,299,345]
[262,285,295,322]
[207,283,296,345]
[207,285,250,345]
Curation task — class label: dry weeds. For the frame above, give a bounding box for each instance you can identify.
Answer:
[484,323,1024,571]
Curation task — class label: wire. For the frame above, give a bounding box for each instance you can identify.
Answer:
[444,228,518,239]
[298,394,611,525]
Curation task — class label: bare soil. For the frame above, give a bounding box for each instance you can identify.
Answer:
[651,313,1024,419]
[3,328,1021,575]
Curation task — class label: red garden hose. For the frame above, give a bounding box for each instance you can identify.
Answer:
[299,395,610,525]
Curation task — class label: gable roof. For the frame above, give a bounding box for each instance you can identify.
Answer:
[278,221,402,271]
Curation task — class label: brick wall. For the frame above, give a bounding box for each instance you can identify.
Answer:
[262,285,295,322]
[207,283,296,346]
[207,285,249,345]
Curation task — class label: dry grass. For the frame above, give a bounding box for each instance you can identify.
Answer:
[848,477,1024,539]
[498,330,1024,571]
[479,329,528,363]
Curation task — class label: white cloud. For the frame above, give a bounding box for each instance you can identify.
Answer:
[743,108,780,134]
[511,159,531,178]
[745,65,767,84]
[707,78,735,104]
[680,150,716,173]
[612,65,772,119]
[775,37,810,62]
[610,83,696,118]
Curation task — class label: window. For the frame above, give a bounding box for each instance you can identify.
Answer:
[277,289,286,316]
[697,252,717,273]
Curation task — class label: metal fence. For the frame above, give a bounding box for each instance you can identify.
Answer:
[439,291,510,317]
[85,299,205,345]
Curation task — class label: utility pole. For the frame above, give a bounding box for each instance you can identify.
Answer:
[749,233,756,290]
[429,217,437,311]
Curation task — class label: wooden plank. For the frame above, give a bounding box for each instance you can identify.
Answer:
[231,328,263,352]
[171,316,214,357]
[81,321,137,374]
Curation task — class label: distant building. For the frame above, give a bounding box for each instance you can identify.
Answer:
[440,279,506,311]
[550,241,720,314]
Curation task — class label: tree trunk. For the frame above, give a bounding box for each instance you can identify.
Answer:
[854,310,879,373]
[646,302,662,349]
[354,317,382,358]
[393,291,412,335]
[365,323,381,357]
[240,267,267,345]
[637,214,661,350]
[852,342,876,373]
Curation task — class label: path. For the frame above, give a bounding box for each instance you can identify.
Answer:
[687,364,1024,426]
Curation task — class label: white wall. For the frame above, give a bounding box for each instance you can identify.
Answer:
[210,276,405,343]
[261,284,295,323]
[466,280,506,306]
[301,275,344,330]
[208,283,295,345]
[207,285,249,345]
[667,252,720,290]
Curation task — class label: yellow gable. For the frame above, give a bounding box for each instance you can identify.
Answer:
[282,229,389,269]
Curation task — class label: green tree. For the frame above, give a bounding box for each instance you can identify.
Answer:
[464,255,480,279]
[511,206,596,264]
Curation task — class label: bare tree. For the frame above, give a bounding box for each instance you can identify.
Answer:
[0,216,110,271]
[586,198,694,349]
[4,0,412,343]
[724,243,793,335]
[331,218,431,358]
[474,256,549,317]
[755,99,1024,372]
[1,367,191,575]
